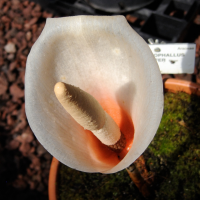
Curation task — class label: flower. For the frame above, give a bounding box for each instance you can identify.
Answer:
[25,16,163,173]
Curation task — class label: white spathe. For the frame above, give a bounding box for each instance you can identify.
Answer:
[25,16,163,173]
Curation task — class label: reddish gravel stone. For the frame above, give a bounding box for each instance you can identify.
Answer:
[4,22,10,31]
[26,31,32,41]
[0,0,6,9]
[37,144,47,157]
[6,139,20,150]
[5,101,18,114]
[11,21,23,30]
[12,178,27,190]
[3,1,11,13]
[8,9,15,18]
[4,42,16,53]
[0,2,54,199]
[24,17,39,30]
[23,5,32,19]
[31,10,42,18]
[27,168,34,176]
[30,2,35,7]
[7,53,15,60]
[0,72,8,95]
[21,127,34,143]
[28,180,36,190]
[6,71,17,82]
[23,0,29,7]
[10,82,24,100]
[0,57,4,66]
[9,61,17,71]
[5,28,18,39]
[19,142,31,156]
[29,155,41,170]
[42,11,53,18]
[1,15,11,23]
[7,114,16,126]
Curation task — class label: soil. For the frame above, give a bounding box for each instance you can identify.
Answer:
[58,92,200,200]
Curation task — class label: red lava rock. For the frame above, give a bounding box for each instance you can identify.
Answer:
[6,139,20,150]
[0,48,3,57]
[37,182,44,192]
[30,146,35,154]
[0,30,3,37]
[12,103,27,133]
[23,5,32,19]
[27,168,34,176]
[20,60,26,68]
[7,53,15,60]
[7,114,16,126]
[0,0,6,9]
[18,70,25,84]
[4,22,10,32]
[0,57,4,66]
[34,4,41,12]
[29,155,41,170]
[174,74,192,81]
[0,72,8,95]
[0,38,6,45]
[14,16,24,25]
[9,61,17,71]
[10,82,24,100]
[4,42,16,53]
[26,31,32,41]
[5,101,18,114]
[33,173,41,182]
[31,24,37,34]
[19,142,31,156]
[194,15,200,25]
[126,15,137,23]
[8,9,15,18]
[1,15,11,23]
[30,2,35,7]
[5,28,18,39]
[42,11,53,18]
[11,38,20,48]
[23,0,29,7]
[17,38,27,55]
[24,17,39,30]
[19,54,27,61]
[3,1,11,13]
[43,152,52,161]
[12,109,18,116]
[31,9,42,18]
[11,21,23,30]
[12,178,27,190]
[0,1,56,197]
[6,70,17,82]
[21,127,34,143]
[37,144,47,157]
[11,0,21,10]
[28,180,36,190]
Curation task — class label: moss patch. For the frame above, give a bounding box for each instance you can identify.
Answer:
[58,92,200,200]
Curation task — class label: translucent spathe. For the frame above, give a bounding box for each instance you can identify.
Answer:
[25,16,163,173]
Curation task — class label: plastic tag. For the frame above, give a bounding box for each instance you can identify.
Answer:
[148,43,196,74]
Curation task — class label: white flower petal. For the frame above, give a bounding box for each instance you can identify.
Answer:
[25,15,163,173]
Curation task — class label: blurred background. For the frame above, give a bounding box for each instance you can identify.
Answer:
[0,0,200,199]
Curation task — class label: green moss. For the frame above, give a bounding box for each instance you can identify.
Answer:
[58,92,200,200]
[58,164,144,200]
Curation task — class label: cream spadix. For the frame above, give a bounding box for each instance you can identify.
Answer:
[54,82,126,152]
[25,15,163,173]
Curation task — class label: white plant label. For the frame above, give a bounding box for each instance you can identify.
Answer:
[148,43,196,74]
